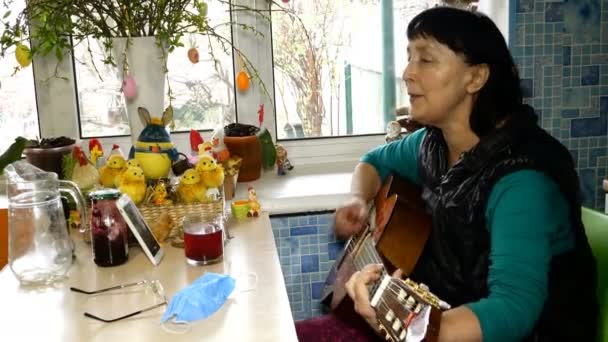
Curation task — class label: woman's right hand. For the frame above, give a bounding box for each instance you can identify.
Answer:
[334,196,369,239]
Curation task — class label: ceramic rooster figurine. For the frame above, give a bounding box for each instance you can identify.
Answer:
[88,139,104,167]
[71,146,100,191]
[118,166,147,205]
[247,185,260,217]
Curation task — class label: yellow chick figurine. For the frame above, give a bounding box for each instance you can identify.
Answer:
[177,169,208,204]
[99,154,126,188]
[195,154,225,188]
[152,180,172,206]
[118,166,147,205]
[114,159,142,188]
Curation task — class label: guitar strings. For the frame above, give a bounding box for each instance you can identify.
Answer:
[349,236,422,340]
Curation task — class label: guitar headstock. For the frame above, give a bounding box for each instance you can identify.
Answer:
[370,276,450,341]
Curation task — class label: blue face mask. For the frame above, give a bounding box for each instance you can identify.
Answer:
[161,272,236,324]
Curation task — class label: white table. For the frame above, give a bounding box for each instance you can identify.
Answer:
[0,213,298,342]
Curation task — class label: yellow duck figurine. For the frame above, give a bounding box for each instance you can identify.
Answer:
[129,107,179,180]
[118,166,147,205]
[195,154,225,201]
[114,159,142,188]
[99,154,126,188]
[177,169,208,204]
[195,154,225,188]
[152,180,173,206]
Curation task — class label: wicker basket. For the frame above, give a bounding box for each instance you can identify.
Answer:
[140,193,226,247]
[140,199,225,229]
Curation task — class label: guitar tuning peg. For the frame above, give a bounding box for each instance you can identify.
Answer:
[419,283,429,292]
[439,299,451,310]
[405,296,416,310]
[399,328,407,341]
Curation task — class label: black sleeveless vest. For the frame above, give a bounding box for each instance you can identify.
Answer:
[410,105,598,341]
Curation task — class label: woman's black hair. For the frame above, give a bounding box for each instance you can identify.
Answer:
[407,7,523,137]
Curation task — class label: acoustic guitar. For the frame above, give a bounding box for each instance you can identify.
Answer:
[321,174,450,341]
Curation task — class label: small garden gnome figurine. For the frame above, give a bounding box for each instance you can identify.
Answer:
[275,144,294,176]
[385,121,403,143]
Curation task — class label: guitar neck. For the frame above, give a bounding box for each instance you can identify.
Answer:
[351,235,389,295]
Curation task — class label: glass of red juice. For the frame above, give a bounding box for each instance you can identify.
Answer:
[182,216,224,265]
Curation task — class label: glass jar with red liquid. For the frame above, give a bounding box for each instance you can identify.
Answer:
[182,215,224,265]
[89,189,129,266]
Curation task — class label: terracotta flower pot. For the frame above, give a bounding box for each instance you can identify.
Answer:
[223,135,261,182]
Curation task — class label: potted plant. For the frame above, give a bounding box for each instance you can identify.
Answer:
[0,0,290,140]
[223,123,262,182]
[22,136,77,179]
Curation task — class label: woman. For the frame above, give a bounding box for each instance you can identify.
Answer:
[296,7,597,342]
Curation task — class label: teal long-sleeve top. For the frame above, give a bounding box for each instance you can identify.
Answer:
[361,128,575,342]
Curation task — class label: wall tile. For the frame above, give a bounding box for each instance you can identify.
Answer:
[563,0,601,43]
[545,2,563,22]
[291,226,318,236]
[328,241,345,260]
[518,0,535,12]
[271,213,340,321]
[581,65,600,85]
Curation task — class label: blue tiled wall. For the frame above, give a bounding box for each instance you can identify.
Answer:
[270,212,344,321]
[513,0,608,209]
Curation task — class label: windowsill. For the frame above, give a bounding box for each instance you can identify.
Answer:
[231,160,358,215]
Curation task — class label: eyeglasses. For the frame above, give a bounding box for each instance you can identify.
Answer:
[70,280,167,323]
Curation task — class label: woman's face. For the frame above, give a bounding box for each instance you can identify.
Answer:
[402,37,476,126]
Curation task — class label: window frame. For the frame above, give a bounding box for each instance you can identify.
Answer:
[35,0,511,166]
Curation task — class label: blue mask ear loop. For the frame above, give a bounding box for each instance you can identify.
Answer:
[160,315,191,335]
[233,272,259,295]
[228,272,258,307]
[226,261,259,299]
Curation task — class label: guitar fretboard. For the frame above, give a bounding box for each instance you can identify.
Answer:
[351,234,388,296]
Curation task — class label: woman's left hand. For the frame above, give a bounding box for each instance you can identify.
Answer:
[345,263,384,326]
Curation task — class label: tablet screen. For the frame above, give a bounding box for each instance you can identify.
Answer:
[120,198,161,256]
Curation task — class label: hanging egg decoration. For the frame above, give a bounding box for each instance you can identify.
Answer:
[15,43,32,68]
[187,47,200,64]
[236,70,250,93]
[122,73,138,100]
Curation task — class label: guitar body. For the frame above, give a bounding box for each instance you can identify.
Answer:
[326,175,432,310]
[373,175,432,276]
[322,175,441,341]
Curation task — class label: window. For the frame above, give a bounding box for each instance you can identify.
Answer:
[0,0,40,153]
[272,0,440,140]
[72,1,234,138]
